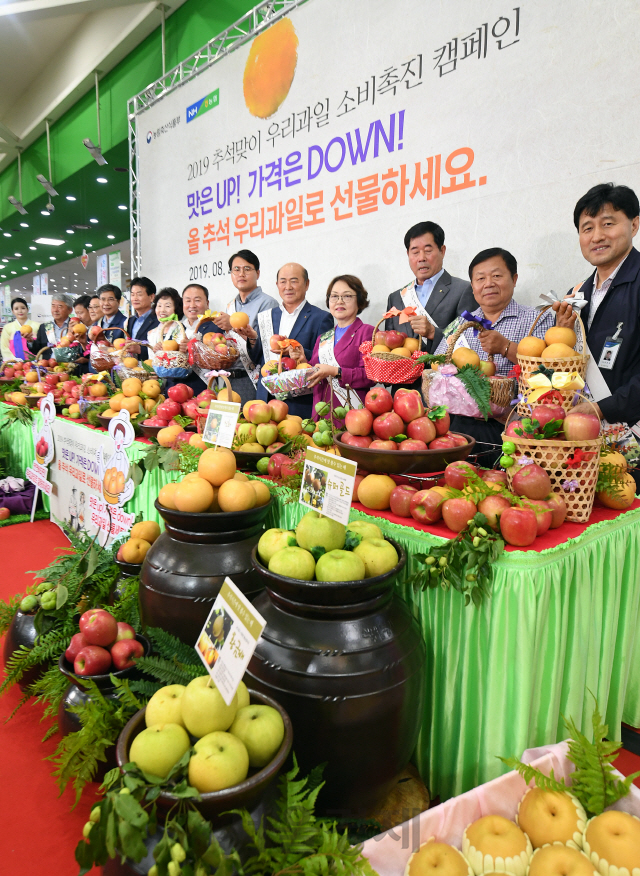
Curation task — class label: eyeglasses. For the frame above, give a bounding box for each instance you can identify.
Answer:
[100,297,118,304]
[232,266,255,274]
[329,294,357,303]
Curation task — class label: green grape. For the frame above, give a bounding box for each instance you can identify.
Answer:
[502,441,516,454]
[500,455,515,468]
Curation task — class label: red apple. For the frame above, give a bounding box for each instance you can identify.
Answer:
[364,387,394,415]
[512,464,552,500]
[410,489,445,524]
[78,608,118,647]
[504,419,523,438]
[280,357,297,371]
[344,408,373,436]
[156,399,182,420]
[480,470,509,488]
[531,404,565,428]
[266,441,285,453]
[115,621,136,642]
[385,330,407,350]
[111,638,144,670]
[399,439,428,451]
[143,416,169,427]
[182,399,200,419]
[269,333,287,352]
[3,367,14,378]
[477,495,512,530]
[431,409,450,436]
[407,417,436,444]
[442,497,477,532]
[369,439,397,450]
[522,499,553,535]
[444,461,477,490]
[373,411,404,440]
[389,484,418,517]
[500,506,537,546]
[168,384,191,403]
[65,632,90,663]
[267,452,289,478]
[393,389,424,424]
[562,412,600,440]
[280,459,300,480]
[546,493,568,529]
[268,400,289,422]
[429,435,457,450]
[196,389,217,404]
[353,473,366,502]
[345,434,373,448]
[374,330,388,347]
[74,645,112,676]
[448,432,468,447]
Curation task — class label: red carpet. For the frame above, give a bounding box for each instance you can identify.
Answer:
[0,520,638,876]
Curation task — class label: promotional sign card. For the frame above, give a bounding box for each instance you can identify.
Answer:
[195,577,266,705]
[202,400,241,448]
[299,447,357,525]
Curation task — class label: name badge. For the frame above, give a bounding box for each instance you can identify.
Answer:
[598,336,622,370]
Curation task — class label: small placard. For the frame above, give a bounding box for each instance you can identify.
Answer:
[195,577,266,705]
[299,447,357,526]
[202,400,241,448]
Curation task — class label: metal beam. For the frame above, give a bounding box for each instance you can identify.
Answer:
[0,0,151,21]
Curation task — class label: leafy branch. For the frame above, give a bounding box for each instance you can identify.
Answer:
[513,416,564,440]
[596,463,629,500]
[456,364,492,420]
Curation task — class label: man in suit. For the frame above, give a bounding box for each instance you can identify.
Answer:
[242,262,334,417]
[30,292,74,356]
[96,284,127,332]
[126,276,159,352]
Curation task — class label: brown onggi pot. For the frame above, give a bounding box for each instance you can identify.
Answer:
[116,688,293,823]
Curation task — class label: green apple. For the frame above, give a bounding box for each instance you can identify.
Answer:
[237,423,257,444]
[295,510,345,553]
[129,723,190,779]
[188,731,249,792]
[347,520,382,541]
[181,675,238,738]
[256,423,278,446]
[268,546,315,580]
[236,680,250,710]
[315,549,365,582]
[352,537,399,578]
[257,528,297,565]
[229,704,285,768]
[145,684,187,728]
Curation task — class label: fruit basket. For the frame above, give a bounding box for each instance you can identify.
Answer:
[261,365,318,400]
[188,316,239,371]
[359,315,425,384]
[150,322,191,378]
[89,327,130,372]
[335,431,475,475]
[154,496,273,534]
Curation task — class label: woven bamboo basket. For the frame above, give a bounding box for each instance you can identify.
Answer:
[517,306,588,414]
[421,320,515,412]
[189,317,239,370]
[503,398,602,523]
[90,327,130,372]
[359,315,424,384]
[151,322,190,376]
[35,348,77,374]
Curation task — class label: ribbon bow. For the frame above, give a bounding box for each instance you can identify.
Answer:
[460,311,493,335]
[565,448,596,469]
[383,306,418,325]
[540,289,588,312]
[159,314,178,323]
[204,370,230,380]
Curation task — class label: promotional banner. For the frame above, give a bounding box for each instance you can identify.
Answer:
[108,251,121,288]
[26,394,55,520]
[134,0,640,316]
[97,253,108,288]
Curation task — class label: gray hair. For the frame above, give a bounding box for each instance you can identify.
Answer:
[51,293,74,308]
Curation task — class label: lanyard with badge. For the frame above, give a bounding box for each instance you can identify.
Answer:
[598,322,623,370]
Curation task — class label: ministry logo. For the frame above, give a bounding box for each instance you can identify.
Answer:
[146,131,153,144]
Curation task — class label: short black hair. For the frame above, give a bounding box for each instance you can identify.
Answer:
[468,247,518,279]
[229,250,260,272]
[404,221,445,251]
[73,295,92,309]
[89,294,101,303]
[97,283,122,301]
[154,287,183,320]
[182,283,209,299]
[130,276,156,298]
[11,297,28,310]
[573,183,640,230]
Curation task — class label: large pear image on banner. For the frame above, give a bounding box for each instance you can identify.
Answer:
[243,17,298,118]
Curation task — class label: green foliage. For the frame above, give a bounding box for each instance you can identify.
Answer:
[513,416,564,440]
[455,364,492,420]
[0,594,20,637]
[596,462,629,500]
[140,443,181,473]
[109,575,141,630]
[0,404,35,428]
[178,442,204,474]
[134,654,202,688]
[147,626,202,666]
[29,664,70,739]
[414,353,447,366]
[500,695,640,817]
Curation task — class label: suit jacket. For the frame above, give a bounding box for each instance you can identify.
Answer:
[31,320,70,355]
[98,311,127,332]
[573,246,640,425]
[126,311,159,343]
[248,300,334,417]
[385,270,476,353]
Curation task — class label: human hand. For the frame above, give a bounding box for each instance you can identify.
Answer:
[128,343,141,355]
[553,300,578,329]
[408,316,434,339]
[178,339,189,353]
[569,401,601,417]
[307,363,337,387]
[213,312,231,331]
[287,345,306,362]
[478,329,508,355]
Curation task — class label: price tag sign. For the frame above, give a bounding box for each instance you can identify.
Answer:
[194,577,266,705]
[202,400,241,448]
[299,447,357,526]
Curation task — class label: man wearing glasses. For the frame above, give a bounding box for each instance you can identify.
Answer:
[96,284,127,332]
[210,250,278,404]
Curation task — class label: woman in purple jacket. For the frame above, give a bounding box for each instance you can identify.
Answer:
[290,274,375,419]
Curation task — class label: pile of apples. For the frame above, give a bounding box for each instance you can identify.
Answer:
[64,608,144,676]
[371,328,420,359]
[341,386,468,452]
[5,372,83,411]
[516,325,578,360]
[158,447,271,514]
[116,520,161,566]
[142,383,241,448]
[235,398,304,453]
[129,675,285,791]
[258,510,399,582]
[504,404,600,442]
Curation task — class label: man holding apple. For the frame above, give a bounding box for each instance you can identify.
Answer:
[29,292,74,356]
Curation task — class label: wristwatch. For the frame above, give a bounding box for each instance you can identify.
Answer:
[336,367,342,379]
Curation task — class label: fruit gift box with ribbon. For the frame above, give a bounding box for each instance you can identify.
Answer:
[260,336,318,400]
[359,307,425,384]
[187,312,240,371]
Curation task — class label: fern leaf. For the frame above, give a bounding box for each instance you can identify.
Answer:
[146,627,199,665]
[135,655,197,687]
[456,365,492,419]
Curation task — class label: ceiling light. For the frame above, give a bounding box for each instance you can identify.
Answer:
[3,232,10,237]
[97,177,107,183]
[66,196,76,202]
[35,262,41,266]
[85,243,93,247]
[0,276,4,279]
[107,235,115,240]
[66,229,74,234]
[36,174,59,197]
[29,246,36,250]
[83,138,107,165]
[14,252,21,257]
[89,218,98,224]
[11,271,16,275]
[35,237,64,246]
[41,210,50,216]
[64,287,68,290]
[8,196,27,215]
[66,250,72,254]
[118,205,127,210]
[22,266,27,270]
[49,256,56,260]
[20,223,28,228]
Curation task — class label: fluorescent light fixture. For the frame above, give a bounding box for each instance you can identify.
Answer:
[83,138,107,165]
[14,252,21,257]
[107,235,115,240]
[20,223,28,228]
[35,262,41,266]
[11,271,16,275]
[66,196,76,201]
[36,174,59,197]
[118,205,127,210]
[22,266,27,270]
[66,250,72,254]
[3,232,10,237]
[41,210,50,216]
[66,229,74,234]
[49,256,56,260]
[8,196,27,215]
[29,246,36,250]
[35,237,64,246]
[97,177,107,183]
[85,243,93,247]
[89,218,98,224]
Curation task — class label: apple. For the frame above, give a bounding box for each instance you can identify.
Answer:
[522,499,553,535]
[189,730,250,792]
[111,638,144,670]
[182,399,200,419]
[237,423,257,444]
[480,470,509,488]
[531,404,566,428]
[563,411,600,440]
[344,408,373,436]
[267,452,289,479]
[399,439,428,451]
[181,675,239,737]
[280,459,300,480]
[3,367,14,378]
[390,484,418,516]
[500,506,537,546]
[256,423,278,446]
[365,387,393,415]
[444,461,477,490]
[477,495,512,530]
[143,416,169,427]
[145,684,187,727]
[369,439,397,450]
[115,621,135,642]
[346,520,383,541]
[156,399,182,420]
[353,473,366,501]
[546,493,568,528]
[429,435,457,449]
[442,498,477,532]
[230,704,285,768]
[167,384,191,403]
[504,419,523,438]
[373,411,404,440]
[74,645,112,676]
[448,432,468,447]
[352,537,399,577]
[343,434,373,448]
[280,357,296,371]
[296,510,346,553]
[269,546,316,580]
[196,389,217,404]
[410,489,445,524]
[268,400,289,422]
[79,608,118,647]
[315,549,366,582]
[393,389,424,423]
[374,330,388,346]
[407,417,437,444]
[269,333,287,352]
[130,723,191,779]
[247,401,272,425]
[257,528,297,565]
[431,409,450,436]
[512,464,552,500]
[385,330,407,350]
[266,442,285,453]
[479,360,496,377]
[65,632,90,664]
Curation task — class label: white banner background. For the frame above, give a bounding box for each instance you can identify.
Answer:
[135,0,640,317]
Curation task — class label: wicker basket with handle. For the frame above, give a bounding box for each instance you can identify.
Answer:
[359,315,424,384]
[151,321,191,377]
[90,327,130,372]
[189,316,239,370]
